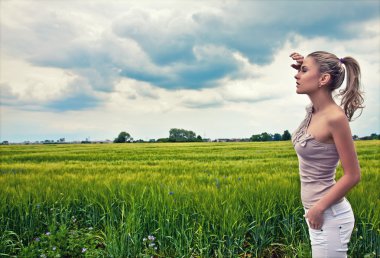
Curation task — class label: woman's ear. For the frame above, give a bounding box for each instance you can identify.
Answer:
[319,73,331,87]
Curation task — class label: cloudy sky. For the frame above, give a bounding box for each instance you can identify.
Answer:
[1,0,379,142]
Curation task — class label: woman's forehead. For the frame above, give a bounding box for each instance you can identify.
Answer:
[302,56,317,67]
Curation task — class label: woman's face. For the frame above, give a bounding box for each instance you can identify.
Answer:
[294,56,321,95]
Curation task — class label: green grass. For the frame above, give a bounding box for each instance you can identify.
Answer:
[0,141,379,257]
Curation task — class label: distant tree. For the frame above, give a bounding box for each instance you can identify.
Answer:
[273,133,282,141]
[114,131,131,143]
[261,132,273,141]
[282,130,291,141]
[250,132,273,142]
[250,134,261,142]
[169,128,201,142]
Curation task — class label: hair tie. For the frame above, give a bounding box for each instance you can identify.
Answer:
[339,58,344,64]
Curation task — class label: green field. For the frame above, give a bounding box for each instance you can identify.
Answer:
[0,141,379,257]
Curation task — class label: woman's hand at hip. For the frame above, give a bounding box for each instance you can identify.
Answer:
[305,206,324,230]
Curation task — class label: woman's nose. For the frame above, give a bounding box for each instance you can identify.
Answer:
[294,70,301,79]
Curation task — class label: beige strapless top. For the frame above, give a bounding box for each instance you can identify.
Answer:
[292,105,343,209]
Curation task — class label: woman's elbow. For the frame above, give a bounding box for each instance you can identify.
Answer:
[352,170,361,185]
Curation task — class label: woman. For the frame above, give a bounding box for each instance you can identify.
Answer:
[290,51,363,257]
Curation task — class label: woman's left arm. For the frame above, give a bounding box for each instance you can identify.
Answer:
[305,113,361,229]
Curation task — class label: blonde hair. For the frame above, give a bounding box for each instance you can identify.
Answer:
[307,51,364,121]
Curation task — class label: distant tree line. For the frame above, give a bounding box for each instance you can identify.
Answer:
[113,128,203,143]
[114,129,292,143]
[250,130,291,142]
[111,130,380,144]
[1,132,378,145]
[353,133,380,140]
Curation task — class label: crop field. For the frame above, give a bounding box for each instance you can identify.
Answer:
[0,141,379,257]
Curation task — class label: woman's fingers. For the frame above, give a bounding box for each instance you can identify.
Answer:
[290,52,304,70]
[309,222,322,230]
[290,53,304,61]
[291,64,301,70]
[307,218,322,230]
[305,206,324,230]
[290,52,302,57]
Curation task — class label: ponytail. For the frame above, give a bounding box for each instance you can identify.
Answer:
[338,57,364,121]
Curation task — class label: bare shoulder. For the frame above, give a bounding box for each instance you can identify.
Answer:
[324,105,350,131]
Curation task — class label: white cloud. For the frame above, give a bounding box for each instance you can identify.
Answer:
[0,55,75,104]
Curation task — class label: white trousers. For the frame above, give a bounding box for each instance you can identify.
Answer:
[304,198,355,258]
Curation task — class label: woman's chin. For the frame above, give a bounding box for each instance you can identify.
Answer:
[296,88,306,94]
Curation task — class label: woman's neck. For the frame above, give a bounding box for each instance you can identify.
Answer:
[308,90,335,113]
